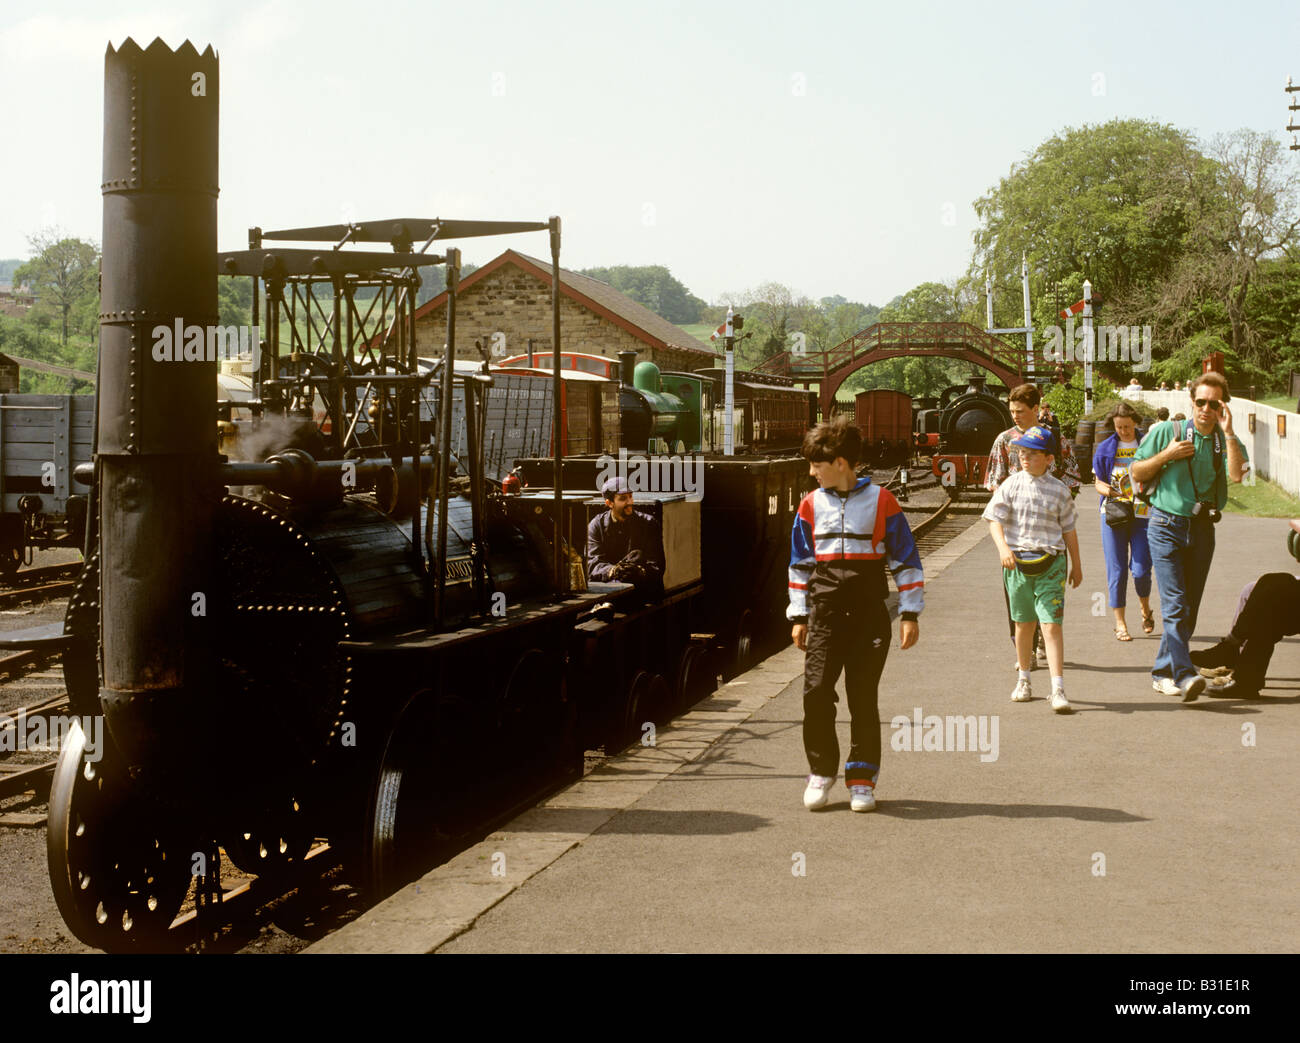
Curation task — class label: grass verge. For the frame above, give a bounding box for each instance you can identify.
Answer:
[1224,475,1300,517]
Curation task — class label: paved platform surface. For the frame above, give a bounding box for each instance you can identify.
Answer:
[308,492,1299,953]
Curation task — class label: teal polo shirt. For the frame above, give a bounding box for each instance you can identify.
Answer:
[1133,420,1247,517]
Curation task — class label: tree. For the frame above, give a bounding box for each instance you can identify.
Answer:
[877,281,963,324]
[1152,130,1300,363]
[971,120,1207,329]
[1243,256,1300,389]
[218,275,254,328]
[580,265,707,324]
[13,230,100,346]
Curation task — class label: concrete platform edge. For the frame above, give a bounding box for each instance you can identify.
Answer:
[304,511,988,954]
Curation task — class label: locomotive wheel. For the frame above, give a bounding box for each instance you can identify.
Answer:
[47,723,193,952]
[361,690,486,900]
[645,673,672,726]
[610,671,648,752]
[0,521,22,580]
[499,648,569,772]
[614,671,669,749]
[727,610,754,680]
[222,797,313,877]
[674,644,717,712]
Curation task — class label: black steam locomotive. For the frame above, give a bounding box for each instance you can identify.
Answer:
[40,39,809,952]
[916,376,1012,489]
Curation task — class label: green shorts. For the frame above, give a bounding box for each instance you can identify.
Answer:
[1003,553,1067,624]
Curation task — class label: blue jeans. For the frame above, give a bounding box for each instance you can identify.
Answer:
[1101,516,1152,608]
[1147,506,1216,684]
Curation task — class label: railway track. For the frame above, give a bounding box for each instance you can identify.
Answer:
[0,472,993,953]
[0,562,81,608]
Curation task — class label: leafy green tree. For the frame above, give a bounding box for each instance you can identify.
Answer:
[1243,257,1300,389]
[878,281,963,323]
[13,231,100,345]
[971,120,1208,328]
[1149,130,1300,364]
[580,265,707,323]
[218,276,254,327]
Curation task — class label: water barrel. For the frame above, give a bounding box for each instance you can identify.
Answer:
[1075,420,1094,447]
[1093,419,1114,444]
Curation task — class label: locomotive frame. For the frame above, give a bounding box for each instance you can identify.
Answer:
[41,38,809,953]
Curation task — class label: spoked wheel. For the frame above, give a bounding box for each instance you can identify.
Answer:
[47,723,194,952]
[222,797,313,877]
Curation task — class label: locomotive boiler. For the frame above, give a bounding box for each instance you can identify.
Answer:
[42,39,807,952]
[922,376,1012,489]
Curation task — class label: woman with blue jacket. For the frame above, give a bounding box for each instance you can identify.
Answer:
[1093,401,1155,640]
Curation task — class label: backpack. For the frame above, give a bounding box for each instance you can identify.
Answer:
[1133,420,1222,504]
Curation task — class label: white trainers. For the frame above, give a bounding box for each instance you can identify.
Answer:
[849,785,876,813]
[802,774,835,810]
[1179,676,1206,703]
[1152,677,1181,696]
[1050,689,1071,713]
[1010,678,1032,702]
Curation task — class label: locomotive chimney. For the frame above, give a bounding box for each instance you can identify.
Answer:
[618,350,636,387]
[97,38,219,778]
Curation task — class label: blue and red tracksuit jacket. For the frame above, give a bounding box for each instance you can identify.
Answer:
[787,476,924,621]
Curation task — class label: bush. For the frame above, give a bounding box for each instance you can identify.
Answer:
[1041,370,1119,441]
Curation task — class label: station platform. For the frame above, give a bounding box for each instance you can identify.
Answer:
[307,492,1299,953]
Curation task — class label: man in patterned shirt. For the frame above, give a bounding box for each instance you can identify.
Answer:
[982,425,1083,713]
[985,384,1081,493]
[985,383,1080,664]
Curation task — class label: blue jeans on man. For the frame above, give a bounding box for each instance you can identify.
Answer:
[1147,506,1216,685]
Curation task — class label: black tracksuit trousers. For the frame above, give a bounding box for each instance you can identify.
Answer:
[802,598,892,785]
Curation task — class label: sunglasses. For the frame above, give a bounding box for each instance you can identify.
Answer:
[1194,398,1223,412]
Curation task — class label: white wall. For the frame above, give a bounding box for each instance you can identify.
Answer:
[1131,390,1300,498]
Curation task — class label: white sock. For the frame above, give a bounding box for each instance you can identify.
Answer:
[1052,675,1064,691]
[1018,670,1031,682]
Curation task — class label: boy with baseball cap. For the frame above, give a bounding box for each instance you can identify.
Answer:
[982,425,1083,713]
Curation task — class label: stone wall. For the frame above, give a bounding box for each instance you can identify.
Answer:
[415,262,708,374]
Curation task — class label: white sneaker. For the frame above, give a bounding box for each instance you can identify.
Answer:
[1152,677,1181,696]
[1179,676,1206,703]
[1050,689,1071,713]
[802,774,835,810]
[1010,678,1032,702]
[849,785,876,813]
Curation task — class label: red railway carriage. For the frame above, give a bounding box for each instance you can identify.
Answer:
[852,388,913,468]
[854,388,912,445]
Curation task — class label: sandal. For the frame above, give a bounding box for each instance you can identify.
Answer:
[1115,626,1133,642]
[1141,609,1155,634]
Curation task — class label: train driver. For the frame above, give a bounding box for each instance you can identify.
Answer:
[586,477,665,597]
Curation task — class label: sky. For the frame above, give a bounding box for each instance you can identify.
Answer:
[2,0,1298,308]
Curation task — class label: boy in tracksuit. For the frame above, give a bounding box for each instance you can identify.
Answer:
[788,417,924,813]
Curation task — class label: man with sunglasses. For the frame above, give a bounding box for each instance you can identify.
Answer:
[1130,373,1248,702]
